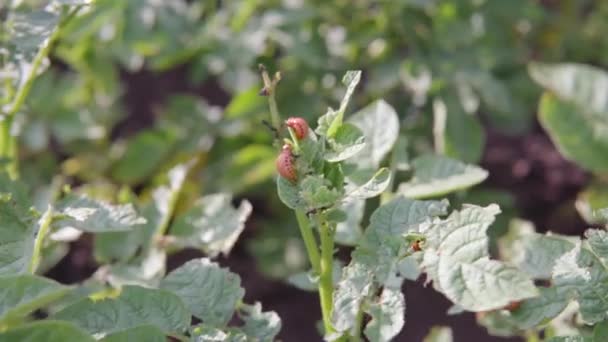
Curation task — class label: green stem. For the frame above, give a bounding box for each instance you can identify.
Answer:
[1,6,82,179]
[287,127,301,153]
[28,206,54,274]
[295,210,321,274]
[319,219,336,336]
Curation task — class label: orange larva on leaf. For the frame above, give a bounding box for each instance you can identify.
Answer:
[276,144,297,182]
[285,117,309,140]
[412,240,422,252]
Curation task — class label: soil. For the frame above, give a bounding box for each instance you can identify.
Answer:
[44,67,592,341]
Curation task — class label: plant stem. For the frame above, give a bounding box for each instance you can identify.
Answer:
[28,206,54,274]
[319,219,336,336]
[1,6,82,179]
[295,209,321,274]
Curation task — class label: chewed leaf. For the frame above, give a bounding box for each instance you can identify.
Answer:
[364,288,405,342]
[324,124,366,162]
[398,155,488,199]
[276,176,305,210]
[552,241,608,323]
[53,286,190,336]
[160,258,244,326]
[171,193,252,257]
[239,302,281,341]
[55,195,146,233]
[421,204,538,311]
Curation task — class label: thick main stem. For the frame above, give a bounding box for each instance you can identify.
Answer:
[295,209,321,274]
[319,220,336,335]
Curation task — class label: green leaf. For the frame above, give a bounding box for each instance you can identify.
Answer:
[54,195,146,233]
[239,302,281,341]
[324,124,366,162]
[537,93,608,174]
[576,180,608,224]
[0,199,35,276]
[348,100,400,168]
[332,198,449,333]
[529,62,608,116]
[344,168,391,200]
[547,337,592,342]
[335,199,364,246]
[300,175,342,210]
[53,286,190,335]
[171,194,252,257]
[434,97,485,163]
[110,129,177,185]
[0,321,95,342]
[364,288,405,342]
[317,71,362,138]
[421,205,538,311]
[594,321,608,342]
[332,262,374,332]
[510,286,570,329]
[100,325,166,342]
[552,240,608,323]
[276,176,305,210]
[423,326,453,342]
[0,275,69,324]
[510,233,576,279]
[398,155,488,199]
[160,258,244,326]
[190,325,247,342]
[586,229,608,261]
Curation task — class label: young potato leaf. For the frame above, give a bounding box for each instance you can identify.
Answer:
[348,99,400,168]
[100,325,166,342]
[170,194,252,257]
[0,320,95,342]
[324,123,366,162]
[160,258,244,326]
[364,288,405,342]
[300,175,342,210]
[0,275,69,324]
[317,71,362,138]
[190,325,247,342]
[54,195,146,233]
[537,92,608,174]
[398,155,488,199]
[420,205,538,311]
[53,286,190,336]
[276,176,305,210]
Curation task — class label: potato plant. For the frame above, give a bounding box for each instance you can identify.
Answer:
[2,1,608,342]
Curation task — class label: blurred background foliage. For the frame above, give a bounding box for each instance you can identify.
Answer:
[3,0,608,283]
